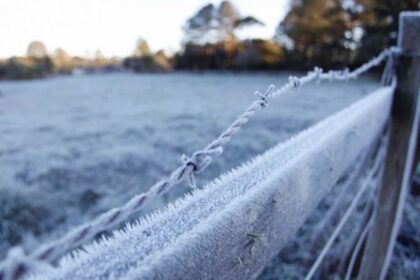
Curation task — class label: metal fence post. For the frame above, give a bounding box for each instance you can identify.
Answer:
[358,11,420,280]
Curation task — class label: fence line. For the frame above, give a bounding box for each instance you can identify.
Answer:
[358,12,420,279]
[304,137,386,280]
[23,84,394,280]
[0,48,397,280]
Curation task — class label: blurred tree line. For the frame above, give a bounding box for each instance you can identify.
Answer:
[0,42,53,79]
[173,0,419,71]
[1,0,418,79]
[174,0,277,70]
[122,38,172,72]
[0,41,121,80]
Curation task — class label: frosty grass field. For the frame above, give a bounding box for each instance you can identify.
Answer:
[0,73,417,278]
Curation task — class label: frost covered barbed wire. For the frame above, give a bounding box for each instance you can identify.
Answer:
[0,47,397,280]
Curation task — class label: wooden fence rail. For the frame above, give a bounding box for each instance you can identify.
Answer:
[29,86,393,280]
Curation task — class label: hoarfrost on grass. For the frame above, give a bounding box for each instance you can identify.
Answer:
[0,73,377,258]
[4,73,417,279]
[27,84,393,280]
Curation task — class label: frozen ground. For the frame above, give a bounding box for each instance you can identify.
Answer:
[0,73,417,278]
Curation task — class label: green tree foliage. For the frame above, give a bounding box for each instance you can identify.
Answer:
[277,0,354,69]
[27,41,48,58]
[175,42,231,70]
[175,39,282,71]
[0,41,53,79]
[183,1,263,45]
[353,0,419,62]
[0,40,123,79]
[6,41,51,78]
[177,1,269,70]
[0,60,6,78]
[3,56,53,79]
[183,4,217,45]
[218,0,240,41]
[233,39,283,70]
[52,48,73,73]
[133,38,151,57]
[124,38,171,72]
[123,53,171,72]
[276,0,419,69]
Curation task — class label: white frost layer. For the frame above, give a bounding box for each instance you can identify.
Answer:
[29,86,393,280]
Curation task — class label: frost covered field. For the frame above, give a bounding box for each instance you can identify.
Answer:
[0,73,417,278]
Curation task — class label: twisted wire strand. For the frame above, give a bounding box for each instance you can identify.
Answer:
[0,48,395,280]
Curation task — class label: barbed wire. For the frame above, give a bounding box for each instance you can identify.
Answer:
[0,47,397,280]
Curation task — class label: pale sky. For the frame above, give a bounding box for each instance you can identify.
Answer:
[0,0,289,58]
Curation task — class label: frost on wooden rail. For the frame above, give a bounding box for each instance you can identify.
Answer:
[29,86,393,280]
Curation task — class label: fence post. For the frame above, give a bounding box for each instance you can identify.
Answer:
[358,11,420,280]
